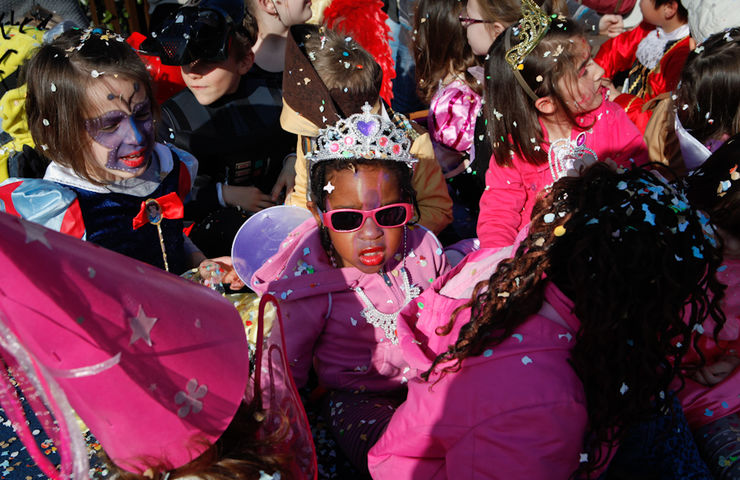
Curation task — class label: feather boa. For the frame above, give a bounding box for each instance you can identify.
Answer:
[322,0,396,104]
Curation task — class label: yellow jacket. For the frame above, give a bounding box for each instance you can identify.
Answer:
[0,85,34,181]
[281,102,452,234]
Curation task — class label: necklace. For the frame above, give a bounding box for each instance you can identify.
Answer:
[547,131,598,184]
[355,267,420,344]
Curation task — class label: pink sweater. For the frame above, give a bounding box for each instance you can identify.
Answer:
[477,97,649,248]
[368,248,590,479]
[676,258,740,428]
[251,219,449,392]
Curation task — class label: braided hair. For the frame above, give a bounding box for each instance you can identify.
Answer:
[425,163,725,474]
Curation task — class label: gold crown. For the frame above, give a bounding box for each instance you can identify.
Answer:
[504,0,552,69]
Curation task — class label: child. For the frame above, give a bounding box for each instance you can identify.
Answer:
[282,24,453,236]
[413,0,484,242]
[683,134,740,479]
[248,104,449,473]
[369,162,723,479]
[595,0,691,132]
[644,28,740,174]
[153,0,297,258]
[477,2,648,248]
[0,28,202,274]
[0,211,313,480]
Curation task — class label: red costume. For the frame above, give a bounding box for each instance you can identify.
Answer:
[595,22,692,132]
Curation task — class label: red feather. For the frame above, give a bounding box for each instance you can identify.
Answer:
[322,0,396,104]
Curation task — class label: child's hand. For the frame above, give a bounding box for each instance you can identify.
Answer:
[271,154,297,202]
[601,78,619,101]
[198,257,246,291]
[599,14,624,38]
[690,355,740,386]
[223,185,276,212]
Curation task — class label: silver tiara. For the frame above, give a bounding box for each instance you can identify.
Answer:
[307,103,417,167]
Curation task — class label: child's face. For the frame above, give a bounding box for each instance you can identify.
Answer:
[312,165,405,274]
[639,0,666,27]
[181,48,253,106]
[558,37,605,115]
[84,77,155,182]
[272,0,313,27]
[463,0,496,56]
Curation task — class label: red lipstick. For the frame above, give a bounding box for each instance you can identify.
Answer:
[359,246,385,266]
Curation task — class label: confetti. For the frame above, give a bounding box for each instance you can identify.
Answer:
[553,225,566,237]
[521,355,533,365]
[619,383,629,395]
[42,118,50,126]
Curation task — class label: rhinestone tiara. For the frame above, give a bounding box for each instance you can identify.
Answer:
[307,103,417,168]
[505,0,552,70]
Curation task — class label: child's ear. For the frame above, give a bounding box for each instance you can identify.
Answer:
[259,0,278,15]
[491,22,507,39]
[663,1,679,19]
[238,50,255,75]
[534,96,557,115]
[307,201,323,225]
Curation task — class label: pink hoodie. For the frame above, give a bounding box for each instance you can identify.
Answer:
[251,218,449,392]
[676,258,740,429]
[368,248,589,479]
[477,96,649,248]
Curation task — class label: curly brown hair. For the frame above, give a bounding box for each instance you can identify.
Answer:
[424,163,726,475]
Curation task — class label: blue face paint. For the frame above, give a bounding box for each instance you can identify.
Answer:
[84,84,154,174]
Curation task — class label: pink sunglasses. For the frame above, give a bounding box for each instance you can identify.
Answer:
[320,203,414,232]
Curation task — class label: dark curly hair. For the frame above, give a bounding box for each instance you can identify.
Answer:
[424,163,726,475]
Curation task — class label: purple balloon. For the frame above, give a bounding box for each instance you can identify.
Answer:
[231,206,313,288]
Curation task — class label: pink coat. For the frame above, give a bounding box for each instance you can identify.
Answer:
[676,258,740,429]
[251,219,449,392]
[368,248,589,479]
[477,97,649,248]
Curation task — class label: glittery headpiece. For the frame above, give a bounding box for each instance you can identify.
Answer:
[504,0,552,101]
[307,102,417,168]
[66,27,125,56]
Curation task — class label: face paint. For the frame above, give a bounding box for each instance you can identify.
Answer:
[84,80,155,180]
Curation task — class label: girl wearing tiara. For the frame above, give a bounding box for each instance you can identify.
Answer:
[0,28,202,273]
[370,162,723,479]
[246,104,449,474]
[477,1,648,248]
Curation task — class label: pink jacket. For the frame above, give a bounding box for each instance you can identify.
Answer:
[676,258,740,429]
[368,248,589,479]
[251,219,449,392]
[477,97,649,248]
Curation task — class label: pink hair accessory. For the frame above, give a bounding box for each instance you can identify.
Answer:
[0,212,249,474]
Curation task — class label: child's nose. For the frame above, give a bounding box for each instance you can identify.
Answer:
[358,215,383,239]
[592,62,605,82]
[122,116,145,144]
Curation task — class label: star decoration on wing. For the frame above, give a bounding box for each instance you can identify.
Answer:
[129,305,157,347]
[22,219,52,250]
